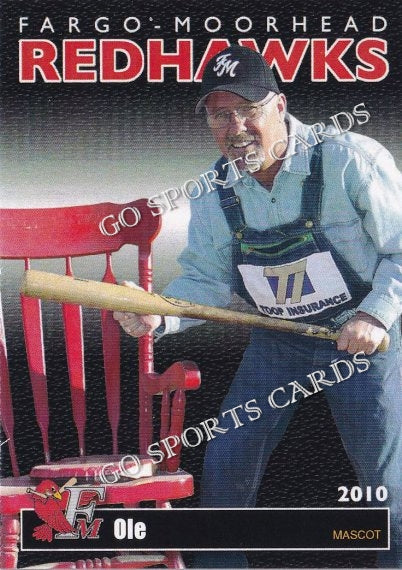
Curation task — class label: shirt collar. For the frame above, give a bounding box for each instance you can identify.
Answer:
[224,113,314,188]
[280,113,313,175]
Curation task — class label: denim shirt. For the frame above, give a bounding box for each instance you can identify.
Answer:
[161,114,402,334]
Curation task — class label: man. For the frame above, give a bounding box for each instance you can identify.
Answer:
[115,46,402,567]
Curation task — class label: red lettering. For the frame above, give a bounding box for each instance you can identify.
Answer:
[75,518,103,539]
[63,39,96,82]
[238,38,259,51]
[312,39,355,81]
[19,40,61,83]
[263,39,310,82]
[147,39,192,82]
[18,37,390,85]
[194,39,231,81]
[356,38,388,81]
[223,38,309,83]
[100,40,144,82]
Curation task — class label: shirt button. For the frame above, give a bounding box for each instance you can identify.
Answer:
[271,198,276,203]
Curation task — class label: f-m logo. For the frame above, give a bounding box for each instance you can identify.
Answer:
[213,54,239,77]
[264,259,315,304]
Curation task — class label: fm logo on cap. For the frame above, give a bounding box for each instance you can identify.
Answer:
[213,53,239,77]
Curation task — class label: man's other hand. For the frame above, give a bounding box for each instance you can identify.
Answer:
[113,281,162,337]
[336,312,387,355]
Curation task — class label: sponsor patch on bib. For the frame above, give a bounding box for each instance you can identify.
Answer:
[238,251,351,319]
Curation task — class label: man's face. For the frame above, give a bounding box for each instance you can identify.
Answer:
[205,91,287,172]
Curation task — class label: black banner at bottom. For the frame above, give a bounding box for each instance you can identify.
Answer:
[21,507,389,551]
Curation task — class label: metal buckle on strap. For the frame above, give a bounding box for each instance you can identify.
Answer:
[233,224,247,240]
[220,195,240,209]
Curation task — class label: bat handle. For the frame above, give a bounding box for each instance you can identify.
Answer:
[325,330,390,352]
[26,488,47,498]
[59,477,78,494]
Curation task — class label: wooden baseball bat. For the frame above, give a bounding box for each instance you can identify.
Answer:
[59,477,78,493]
[21,270,390,352]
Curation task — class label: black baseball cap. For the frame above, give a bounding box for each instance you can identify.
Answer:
[195,45,280,113]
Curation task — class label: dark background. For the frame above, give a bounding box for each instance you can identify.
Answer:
[1,0,401,567]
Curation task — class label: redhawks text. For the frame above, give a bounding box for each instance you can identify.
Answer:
[19,38,388,83]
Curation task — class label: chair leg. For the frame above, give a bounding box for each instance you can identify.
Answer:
[0,514,20,569]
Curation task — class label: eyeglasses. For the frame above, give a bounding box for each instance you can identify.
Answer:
[206,94,277,128]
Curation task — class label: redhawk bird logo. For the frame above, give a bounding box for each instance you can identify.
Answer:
[26,477,77,542]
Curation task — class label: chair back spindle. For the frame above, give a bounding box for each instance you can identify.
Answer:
[0,293,19,476]
[62,257,86,456]
[20,258,50,464]
[101,253,121,454]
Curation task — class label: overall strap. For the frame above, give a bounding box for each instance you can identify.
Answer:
[300,143,324,223]
[215,156,247,234]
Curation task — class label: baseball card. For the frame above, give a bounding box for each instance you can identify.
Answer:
[1,0,401,568]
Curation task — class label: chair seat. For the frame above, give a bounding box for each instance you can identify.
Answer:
[29,454,156,481]
[0,471,194,515]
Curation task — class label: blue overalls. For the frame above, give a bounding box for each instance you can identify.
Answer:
[194,145,402,568]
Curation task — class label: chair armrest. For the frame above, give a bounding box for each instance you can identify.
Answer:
[143,360,201,395]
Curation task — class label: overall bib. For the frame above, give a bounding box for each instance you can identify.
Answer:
[195,146,402,568]
[216,144,369,325]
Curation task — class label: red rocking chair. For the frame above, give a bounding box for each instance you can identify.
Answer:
[0,199,201,569]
